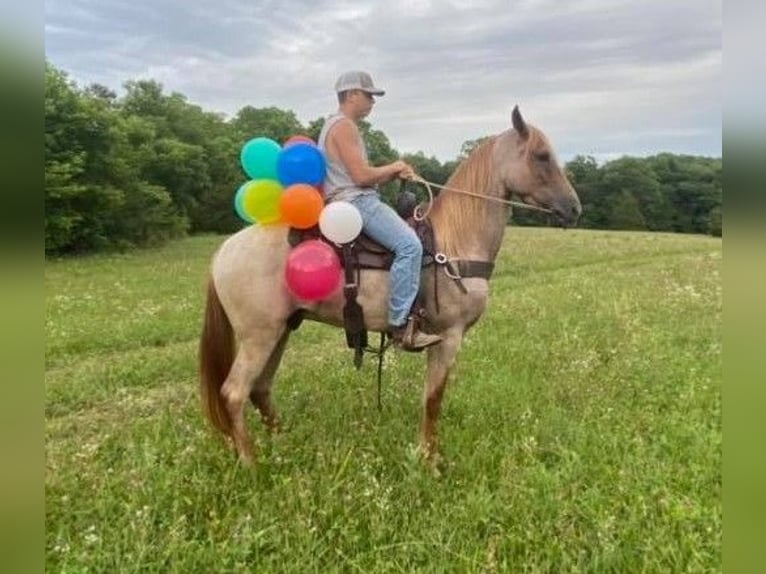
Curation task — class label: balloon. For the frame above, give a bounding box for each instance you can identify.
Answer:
[234,182,254,224]
[276,143,326,187]
[279,184,324,229]
[319,201,363,244]
[284,240,342,301]
[240,137,281,180]
[242,179,283,224]
[284,135,316,147]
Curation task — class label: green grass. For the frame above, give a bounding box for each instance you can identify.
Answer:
[45,228,722,572]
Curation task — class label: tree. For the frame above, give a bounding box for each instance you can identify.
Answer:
[45,64,90,252]
[600,157,670,230]
[85,83,117,104]
[609,190,647,230]
[230,106,305,146]
[648,154,721,234]
[192,135,243,233]
[45,63,187,254]
[565,155,603,228]
[306,117,325,142]
[708,205,722,237]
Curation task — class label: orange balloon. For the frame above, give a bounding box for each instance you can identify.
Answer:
[279,184,324,229]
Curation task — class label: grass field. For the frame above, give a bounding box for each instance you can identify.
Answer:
[45,228,722,572]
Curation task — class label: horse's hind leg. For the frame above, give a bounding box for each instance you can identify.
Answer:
[221,327,285,464]
[249,331,290,432]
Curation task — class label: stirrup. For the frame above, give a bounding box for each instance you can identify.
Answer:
[389,318,442,352]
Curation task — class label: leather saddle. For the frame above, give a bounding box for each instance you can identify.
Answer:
[287,190,424,271]
[285,191,435,367]
[285,190,494,367]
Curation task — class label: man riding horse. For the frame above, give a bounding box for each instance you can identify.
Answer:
[200,70,581,465]
[318,70,442,351]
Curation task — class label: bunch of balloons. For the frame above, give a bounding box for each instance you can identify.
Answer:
[233,135,365,302]
[235,135,324,227]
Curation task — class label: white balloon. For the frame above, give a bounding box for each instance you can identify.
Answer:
[318,201,363,244]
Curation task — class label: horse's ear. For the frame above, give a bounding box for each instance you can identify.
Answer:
[512,105,529,140]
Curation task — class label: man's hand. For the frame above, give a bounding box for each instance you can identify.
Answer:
[391,160,416,181]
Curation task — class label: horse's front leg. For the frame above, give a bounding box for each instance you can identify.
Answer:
[421,329,463,463]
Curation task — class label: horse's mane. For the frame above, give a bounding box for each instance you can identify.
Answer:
[430,136,501,257]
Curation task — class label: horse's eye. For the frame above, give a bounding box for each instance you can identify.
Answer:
[534,152,551,163]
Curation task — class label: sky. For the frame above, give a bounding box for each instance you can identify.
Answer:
[44,0,722,163]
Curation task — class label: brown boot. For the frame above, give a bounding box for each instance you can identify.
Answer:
[389,317,442,352]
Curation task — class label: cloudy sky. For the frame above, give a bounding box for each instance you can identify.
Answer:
[44,0,721,162]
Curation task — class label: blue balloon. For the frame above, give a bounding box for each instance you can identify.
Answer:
[276,143,326,187]
[234,182,255,224]
[240,137,280,180]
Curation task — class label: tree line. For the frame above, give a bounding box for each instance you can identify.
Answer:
[45,62,721,255]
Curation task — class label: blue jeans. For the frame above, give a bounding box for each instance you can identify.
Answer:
[349,194,422,327]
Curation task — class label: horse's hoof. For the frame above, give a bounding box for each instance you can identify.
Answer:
[232,444,255,467]
[429,452,445,474]
[416,443,444,475]
[237,454,255,467]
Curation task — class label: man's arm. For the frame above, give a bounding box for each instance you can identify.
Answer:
[326,118,412,186]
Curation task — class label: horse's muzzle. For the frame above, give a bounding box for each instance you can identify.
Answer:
[552,196,582,227]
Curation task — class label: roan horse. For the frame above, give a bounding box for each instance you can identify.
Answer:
[200,106,581,465]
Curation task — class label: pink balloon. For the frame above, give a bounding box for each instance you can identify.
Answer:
[284,240,342,301]
[284,135,316,147]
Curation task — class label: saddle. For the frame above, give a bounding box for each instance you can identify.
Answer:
[286,190,494,368]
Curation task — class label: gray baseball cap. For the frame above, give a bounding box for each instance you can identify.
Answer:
[334,70,385,96]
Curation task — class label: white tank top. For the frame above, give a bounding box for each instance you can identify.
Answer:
[318,113,378,202]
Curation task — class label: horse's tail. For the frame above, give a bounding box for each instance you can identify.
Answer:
[199,277,234,437]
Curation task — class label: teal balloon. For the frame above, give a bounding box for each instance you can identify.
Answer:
[240,137,280,180]
[234,183,255,223]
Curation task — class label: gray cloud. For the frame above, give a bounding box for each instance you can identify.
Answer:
[45,0,721,161]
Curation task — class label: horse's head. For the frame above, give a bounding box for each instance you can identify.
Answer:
[495,106,581,227]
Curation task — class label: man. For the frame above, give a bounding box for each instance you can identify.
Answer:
[317,70,442,351]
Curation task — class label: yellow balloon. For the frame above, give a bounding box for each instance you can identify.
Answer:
[242,179,283,224]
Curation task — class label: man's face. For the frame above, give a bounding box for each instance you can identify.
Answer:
[353,90,375,117]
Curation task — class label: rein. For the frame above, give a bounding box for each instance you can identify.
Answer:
[410,175,553,221]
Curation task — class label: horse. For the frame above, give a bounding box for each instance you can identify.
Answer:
[199,105,581,465]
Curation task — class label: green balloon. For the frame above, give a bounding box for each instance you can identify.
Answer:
[240,137,280,180]
[242,179,283,224]
[234,182,255,224]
